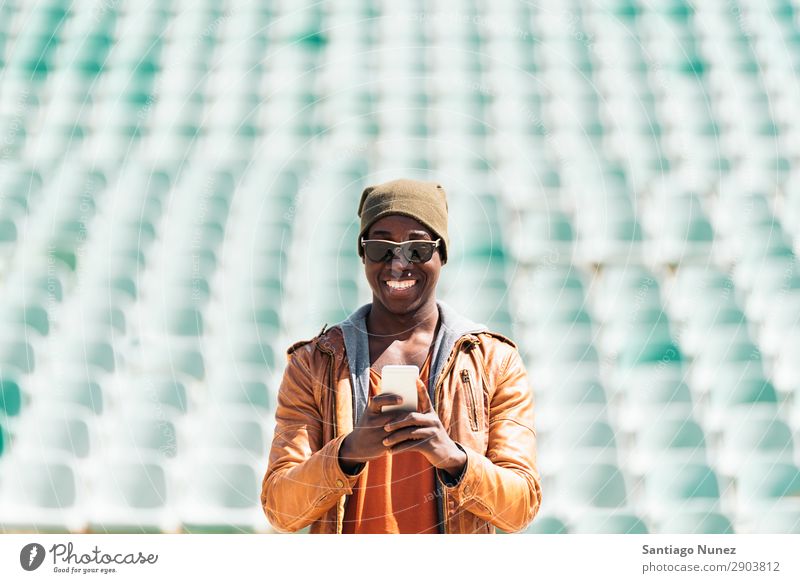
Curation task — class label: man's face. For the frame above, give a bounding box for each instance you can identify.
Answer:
[362,215,443,315]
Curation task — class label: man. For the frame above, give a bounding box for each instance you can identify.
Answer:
[261,178,541,534]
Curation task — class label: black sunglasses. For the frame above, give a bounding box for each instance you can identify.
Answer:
[361,238,441,263]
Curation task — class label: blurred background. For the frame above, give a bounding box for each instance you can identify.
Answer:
[1,0,800,534]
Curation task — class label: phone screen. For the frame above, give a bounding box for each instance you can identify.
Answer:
[379,365,419,412]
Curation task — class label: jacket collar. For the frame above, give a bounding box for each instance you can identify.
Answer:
[336,300,488,425]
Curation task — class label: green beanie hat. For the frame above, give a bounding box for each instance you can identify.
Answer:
[357,178,449,264]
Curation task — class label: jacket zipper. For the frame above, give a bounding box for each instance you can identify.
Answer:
[433,336,472,535]
[460,369,479,431]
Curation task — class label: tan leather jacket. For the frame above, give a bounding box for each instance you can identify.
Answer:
[261,323,542,534]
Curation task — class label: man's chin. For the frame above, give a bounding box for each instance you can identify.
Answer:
[376,293,426,315]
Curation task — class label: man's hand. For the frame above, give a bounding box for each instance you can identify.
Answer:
[338,393,407,473]
[381,379,467,478]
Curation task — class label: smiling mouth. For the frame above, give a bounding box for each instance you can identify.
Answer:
[384,279,417,292]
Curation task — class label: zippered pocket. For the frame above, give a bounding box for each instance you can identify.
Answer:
[460,369,479,431]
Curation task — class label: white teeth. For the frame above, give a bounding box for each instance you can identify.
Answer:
[385,280,416,290]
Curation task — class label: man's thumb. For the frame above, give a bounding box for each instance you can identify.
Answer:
[417,378,434,413]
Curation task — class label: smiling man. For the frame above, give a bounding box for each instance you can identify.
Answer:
[261,178,541,534]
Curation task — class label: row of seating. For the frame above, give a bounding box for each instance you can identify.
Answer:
[2,0,800,534]
[0,454,266,533]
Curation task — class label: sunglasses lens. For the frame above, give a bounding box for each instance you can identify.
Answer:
[363,240,437,263]
[364,241,393,262]
[404,242,434,263]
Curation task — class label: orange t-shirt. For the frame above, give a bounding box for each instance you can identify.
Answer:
[342,351,439,534]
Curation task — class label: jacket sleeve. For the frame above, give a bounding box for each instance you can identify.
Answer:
[436,345,542,533]
[261,345,365,532]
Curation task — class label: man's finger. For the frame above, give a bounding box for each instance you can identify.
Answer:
[382,427,429,447]
[383,412,431,432]
[389,439,425,455]
[416,379,435,413]
[367,393,402,414]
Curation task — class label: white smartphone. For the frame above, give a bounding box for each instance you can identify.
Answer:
[379,365,419,412]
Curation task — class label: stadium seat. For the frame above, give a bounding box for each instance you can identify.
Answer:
[523,514,569,534]
[704,372,779,432]
[629,414,708,474]
[551,460,629,520]
[0,338,35,375]
[116,378,189,415]
[656,511,735,534]
[0,457,84,532]
[718,413,796,476]
[617,376,694,432]
[772,330,800,396]
[744,510,800,534]
[665,267,735,322]
[642,462,722,521]
[0,376,24,418]
[690,338,764,396]
[535,374,608,431]
[14,406,93,459]
[571,511,649,534]
[735,460,800,520]
[207,377,272,412]
[178,455,264,533]
[540,414,618,470]
[88,456,175,533]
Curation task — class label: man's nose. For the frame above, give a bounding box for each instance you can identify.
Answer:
[390,251,411,275]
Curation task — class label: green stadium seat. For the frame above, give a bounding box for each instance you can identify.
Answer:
[538,375,607,411]
[759,292,800,357]
[60,338,116,374]
[643,462,721,521]
[541,415,618,468]
[46,378,104,415]
[130,342,205,380]
[572,511,649,534]
[704,373,778,431]
[681,306,749,356]
[657,511,735,534]
[14,407,92,458]
[718,413,795,476]
[630,415,707,474]
[179,456,263,533]
[159,306,204,337]
[0,338,35,374]
[617,334,683,369]
[208,377,272,412]
[0,376,23,418]
[0,219,17,243]
[601,308,673,357]
[744,510,800,534]
[593,266,662,323]
[735,460,800,518]
[524,515,568,534]
[120,379,188,415]
[691,338,764,395]
[773,330,800,395]
[88,456,173,533]
[194,411,268,456]
[553,461,629,518]
[511,212,575,264]
[0,458,82,532]
[576,217,644,267]
[105,415,178,458]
